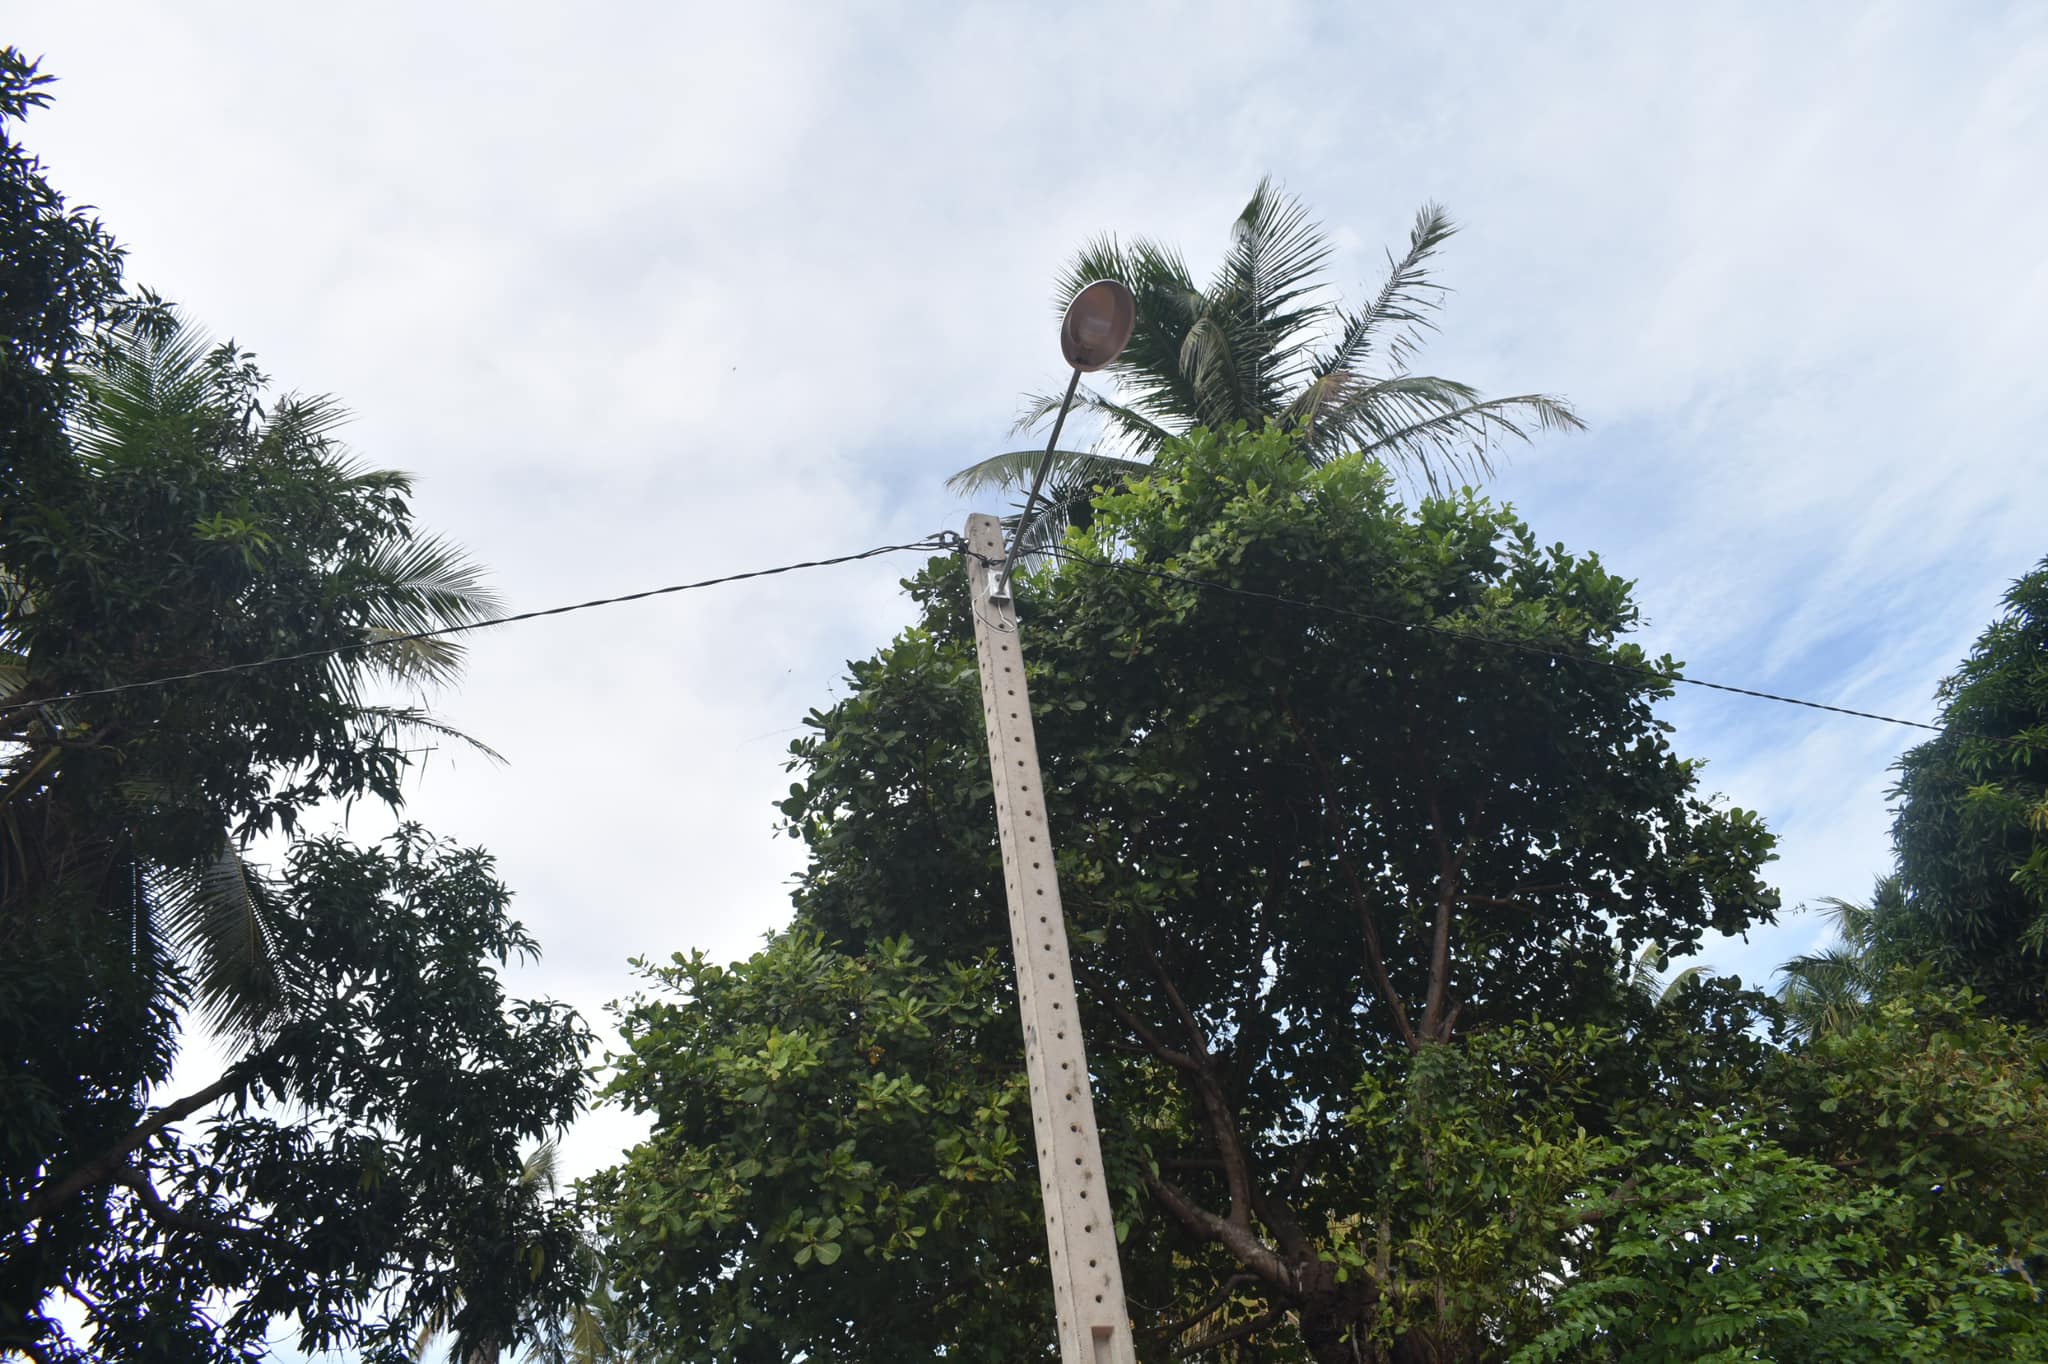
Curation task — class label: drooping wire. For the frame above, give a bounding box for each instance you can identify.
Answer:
[1,528,1954,738]
[1,535,964,719]
[995,543,1945,734]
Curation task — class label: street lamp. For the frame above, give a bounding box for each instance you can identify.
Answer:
[958,274,1143,1364]
[995,279,1137,599]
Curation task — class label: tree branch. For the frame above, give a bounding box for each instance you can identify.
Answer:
[107,1165,284,1249]
[1148,1273,1258,1344]
[1144,1173,1294,1294]
[18,1059,257,1225]
[1132,921,1260,1231]
[1281,701,1417,1052]
[1175,1307,1281,1358]
[1095,985,1202,1075]
[1419,787,1484,1044]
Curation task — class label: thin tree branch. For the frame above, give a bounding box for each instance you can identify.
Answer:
[18,1058,258,1224]
[1095,984,1202,1075]
[1148,1273,1257,1344]
[1281,701,1417,1052]
[107,1165,285,1248]
[1176,1307,1282,1358]
[1144,1173,1294,1295]
[1420,788,1484,1044]
[1131,921,1262,1231]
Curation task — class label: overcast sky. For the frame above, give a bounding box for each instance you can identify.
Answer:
[14,1,2048,1208]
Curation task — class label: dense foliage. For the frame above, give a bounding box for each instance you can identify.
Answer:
[7,831,592,1361]
[1779,554,2048,1035]
[1891,556,2048,1022]
[0,49,118,494]
[2,57,589,1362]
[593,935,1054,1361]
[592,427,1812,1361]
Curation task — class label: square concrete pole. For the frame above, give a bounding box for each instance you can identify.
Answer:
[962,513,1136,1364]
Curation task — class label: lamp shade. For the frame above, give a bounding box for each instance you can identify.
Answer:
[1059,279,1137,372]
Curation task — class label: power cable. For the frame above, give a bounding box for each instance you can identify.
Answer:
[1013,544,1944,734]
[1,528,1952,738]
[1,534,963,719]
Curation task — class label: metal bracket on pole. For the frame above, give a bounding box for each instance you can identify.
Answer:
[963,512,1135,1364]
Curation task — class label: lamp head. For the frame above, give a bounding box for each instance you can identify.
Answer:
[1059,279,1137,372]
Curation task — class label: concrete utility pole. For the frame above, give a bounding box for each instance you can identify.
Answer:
[964,511,1136,1364]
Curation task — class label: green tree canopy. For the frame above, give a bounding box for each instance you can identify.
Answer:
[594,427,1786,1362]
[6,830,593,1362]
[0,49,119,494]
[591,935,1053,1361]
[1779,554,2048,1031]
[1890,555,2048,1022]
[1533,981,2048,1362]
[2,63,591,1360]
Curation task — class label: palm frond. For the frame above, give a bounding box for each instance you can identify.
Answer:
[1776,943,1877,1040]
[1053,235,1138,311]
[1626,943,1667,999]
[1102,240,1210,434]
[1659,963,1714,1005]
[1010,384,1176,458]
[520,1140,560,1195]
[1177,315,1242,429]
[946,448,1148,499]
[1320,388,1584,487]
[255,392,354,456]
[565,1299,618,1364]
[1309,202,1458,382]
[1812,894,1876,949]
[1221,177,1333,320]
[1215,177,1333,413]
[358,631,471,689]
[158,844,289,1046]
[343,536,502,689]
[72,309,220,466]
[356,706,507,765]
[1004,470,1137,564]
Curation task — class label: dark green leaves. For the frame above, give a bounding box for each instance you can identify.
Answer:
[589,935,1053,1363]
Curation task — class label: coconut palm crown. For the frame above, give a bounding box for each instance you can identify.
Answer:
[951,179,1583,552]
[3,301,502,1049]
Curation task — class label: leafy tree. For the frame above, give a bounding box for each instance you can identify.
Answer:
[1531,983,2048,1361]
[0,49,120,494]
[2,67,591,1358]
[1519,1118,2045,1364]
[6,830,592,1362]
[591,934,1060,1363]
[1778,555,2048,1028]
[949,181,1582,550]
[1890,554,2048,1022]
[595,427,1781,1362]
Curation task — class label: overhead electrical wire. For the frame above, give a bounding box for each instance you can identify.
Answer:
[2,529,1946,737]
[0,535,962,720]
[1021,545,1945,734]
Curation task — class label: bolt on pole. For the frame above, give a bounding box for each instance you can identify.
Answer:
[963,512,1136,1364]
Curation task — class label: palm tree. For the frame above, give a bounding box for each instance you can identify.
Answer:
[1,300,501,1048]
[950,179,1583,552]
[1776,875,1922,1040]
[1627,942,1714,1008]
[411,1142,623,1364]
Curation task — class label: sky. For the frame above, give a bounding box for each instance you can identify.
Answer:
[13,0,2048,1234]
